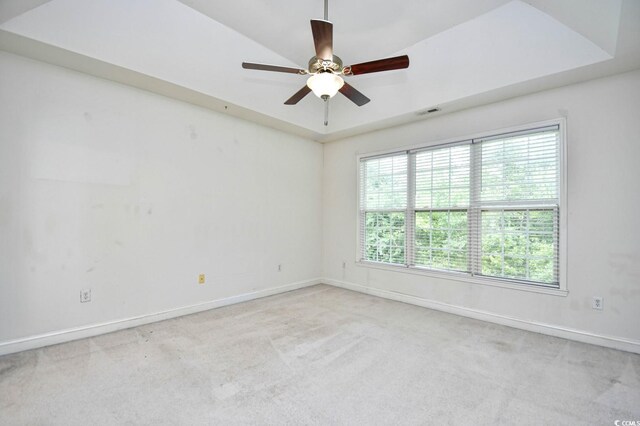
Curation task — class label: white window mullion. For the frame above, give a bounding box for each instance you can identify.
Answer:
[359,161,367,262]
[406,152,416,267]
[469,141,482,276]
[553,205,560,284]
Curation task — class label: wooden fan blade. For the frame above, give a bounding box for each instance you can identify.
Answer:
[284,85,312,105]
[311,19,333,60]
[339,82,370,106]
[242,62,307,75]
[345,55,409,76]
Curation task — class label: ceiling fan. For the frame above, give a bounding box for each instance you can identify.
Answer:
[241,0,409,126]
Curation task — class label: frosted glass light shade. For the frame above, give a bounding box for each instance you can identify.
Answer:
[306,72,344,98]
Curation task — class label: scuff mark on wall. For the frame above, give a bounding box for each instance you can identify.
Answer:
[188,125,198,140]
[609,253,640,280]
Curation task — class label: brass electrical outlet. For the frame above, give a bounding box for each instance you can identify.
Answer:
[198,274,205,284]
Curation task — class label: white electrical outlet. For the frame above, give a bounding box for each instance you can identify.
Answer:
[592,296,603,310]
[80,289,91,303]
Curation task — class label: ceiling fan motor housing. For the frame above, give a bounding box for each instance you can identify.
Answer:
[308,55,343,74]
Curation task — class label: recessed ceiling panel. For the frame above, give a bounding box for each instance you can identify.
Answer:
[0,0,635,139]
[178,0,511,66]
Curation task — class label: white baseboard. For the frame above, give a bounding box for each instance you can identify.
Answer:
[5,277,637,356]
[0,278,322,356]
[322,278,640,354]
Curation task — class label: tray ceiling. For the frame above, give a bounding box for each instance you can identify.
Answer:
[1,0,638,141]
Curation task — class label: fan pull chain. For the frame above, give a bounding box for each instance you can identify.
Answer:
[324,99,329,126]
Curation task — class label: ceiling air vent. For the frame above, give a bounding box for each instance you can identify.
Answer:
[416,107,440,116]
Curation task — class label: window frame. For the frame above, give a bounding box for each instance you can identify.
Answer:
[355,118,568,296]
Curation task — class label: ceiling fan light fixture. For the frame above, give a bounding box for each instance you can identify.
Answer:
[306,72,344,99]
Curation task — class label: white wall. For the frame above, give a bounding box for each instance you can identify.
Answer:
[323,69,640,348]
[0,52,323,347]
[2,49,639,354]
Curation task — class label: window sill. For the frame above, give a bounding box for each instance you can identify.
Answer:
[355,261,568,297]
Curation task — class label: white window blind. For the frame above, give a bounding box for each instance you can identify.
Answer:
[471,126,560,285]
[414,144,470,272]
[360,154,408,265]
[358,123,563,289]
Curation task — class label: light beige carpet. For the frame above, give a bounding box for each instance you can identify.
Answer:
[1,284,639,424]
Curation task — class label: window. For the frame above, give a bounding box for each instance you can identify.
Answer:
[360,154,407,264]
[414,145,470,272]
[358,122,564,289]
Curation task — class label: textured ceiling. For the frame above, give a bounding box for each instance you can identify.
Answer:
[0,0,638,141]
